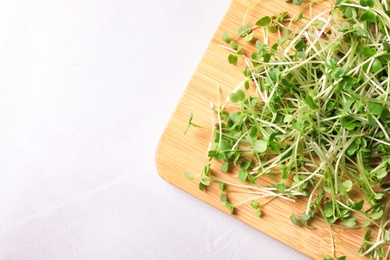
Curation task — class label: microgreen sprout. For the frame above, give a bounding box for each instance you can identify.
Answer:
[185,0,390,259]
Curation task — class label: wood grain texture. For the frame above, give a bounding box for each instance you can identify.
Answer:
[156,0,369,259]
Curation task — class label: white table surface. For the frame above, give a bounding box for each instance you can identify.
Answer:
[0,1,310,259]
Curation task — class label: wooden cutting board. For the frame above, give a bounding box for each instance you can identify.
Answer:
[156,0,369,259]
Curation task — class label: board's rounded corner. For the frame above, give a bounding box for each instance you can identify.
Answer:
[155,144,166,180]
[154,129,174,184]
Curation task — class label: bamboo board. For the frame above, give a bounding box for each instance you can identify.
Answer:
[155,0,370,259]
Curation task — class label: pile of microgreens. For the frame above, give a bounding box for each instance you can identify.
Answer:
[185,0,390,259]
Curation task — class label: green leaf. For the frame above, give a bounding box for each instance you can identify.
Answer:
[221,162,229,173]
[295,39,307,51]
[282,79,296,89]
[325,58,336,70]
[268,68,280,82]
[353,200,364,211]
[300,213,310,221]
[316,20,325,29]
[240,160,251,170]
[342,180,353,192]
[296,12,304,22]
[340,22,350,31]
[251,52,261,61]
[371,209,383,219]
[325,202,334,218]
[219,140,230,151]
[375,193,384,200]
[338,76,357,91]
[243,68,251,77]
[244,80,250,90]
[376,249,385,257]
[263,53,271,62]
[248,126,257,139]
[305,95,319,110]
[184,172,195,180]
[344,7,357,18]
[323,186,332,193]
[276,11,289,23]
[364,58,383,73]
[238,169,247,182]
[251,200,259,209]
[269,25,278,33]
[339,118,357,131]
[384,229,390,241]
[297,51,305,58]
[290,212,303,226]
[374,166,387,179]
[256,16,271,26]
[269,131,282,142]
[228,54,238,66]
[199,182,205,191]
[362,46,376,56]
[253,140,267,153]
[367,114,377,126]
[331,67,344,80]
[292,122,304,131]
[204,164,211,175]
[220,192,227,202]
[277,37,288,45]
[237,24,252,37]
[353,24,368,36]
[214,151,226,160]
[360,0,374,7]
[237,27,245,36]
[342,217,356,228]
[229,90,245,102]
[255,40,262,51]
[368,102,384,116]
[256,209,262,217]
[372,58,383,73]
[247,172,256,184]
[341,100,352,114]
[224,201,234,214]
[208,150,217,158]
[230,40,238,50]
[229,93,238,102]
[222,32,230,43]
[345,121,361,131]
[383,41,390,52]
[200,178,211,186]
[244,31,254,42]
[362,219,371,227]
[360,10,377,23]
[236,90,245,101]
[281,167,288,179]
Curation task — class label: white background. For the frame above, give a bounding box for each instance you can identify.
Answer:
[0,0,309,259]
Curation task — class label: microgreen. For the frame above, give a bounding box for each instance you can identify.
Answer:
[256,16,271,27]
[185,0,390,259]
[251,200,260,209]
[228,54,238,66]
[290,212,303,227]
[222,32,230,43]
